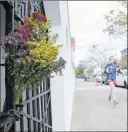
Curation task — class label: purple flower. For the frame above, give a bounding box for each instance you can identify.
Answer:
[0,38,6,45]
[0,32,24,46]
[59,57,66,66]
[15,58,22,63]
[16,52,25,58]
[8,40,13,44]
[15,52,26,63]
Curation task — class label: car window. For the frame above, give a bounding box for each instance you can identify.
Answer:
[119,72,124,76]
[124,71,127,76]
[117,72,123,76]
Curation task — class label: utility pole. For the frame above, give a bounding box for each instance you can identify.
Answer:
[99,58,103,85]
[101,60,103,85]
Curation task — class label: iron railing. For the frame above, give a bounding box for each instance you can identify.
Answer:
[0,1,53,132]
[0,61,52,132]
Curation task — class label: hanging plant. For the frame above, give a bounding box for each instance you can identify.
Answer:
[0,11,66,104]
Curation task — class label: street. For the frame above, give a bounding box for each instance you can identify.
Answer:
[71,79,127,131]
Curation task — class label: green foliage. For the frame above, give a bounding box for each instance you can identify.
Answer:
[103,1,127,38]
[1,12,65,104]
[75,67,84,75]
[75,62,85,75]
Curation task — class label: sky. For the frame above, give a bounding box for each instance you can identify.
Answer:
[68,1,127,66]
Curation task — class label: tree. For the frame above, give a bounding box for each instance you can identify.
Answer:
[103,1,127,38]
[89,44,110,84]
[85,58,97,75]
[75,44,110,76]
[89,44,109,68]
[75,61,86,75]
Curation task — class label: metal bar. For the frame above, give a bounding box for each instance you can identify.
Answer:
[47,93,50,127]
[38,86,42,131]
[19,97,24,132]
[36,87,41,131]
[42,81,45,131]
[24,1,28,16]
[22,109,40,123]
[40,80,51,130]
[26,90,31,132]
[43,94,51,122]
[45,94,48,131]
[12,3,14,32]
[43,80,46,130]
[22,92,28,131]
[32,88,38,131]
[49,97,52,127]
[20,114,24,132]
[19,90,50,105]
[20,112,52,128]
[14,1,17,14]
[0,117,13,127]
[5,6,13,35]
[40,82,44,131]
[0,1,13,9]
[4,122,13,132]
[29,90,34,131]
[20,4,22,18]
[47,79,52,127]
[13,1,24,22]
[0,64,5,66]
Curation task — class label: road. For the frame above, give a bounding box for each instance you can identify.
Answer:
[71,79,127,131]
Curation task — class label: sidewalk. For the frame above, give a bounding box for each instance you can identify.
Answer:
[71,80,127,131]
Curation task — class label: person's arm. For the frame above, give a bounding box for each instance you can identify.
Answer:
[105,64,110,73]
[116,65,121,73]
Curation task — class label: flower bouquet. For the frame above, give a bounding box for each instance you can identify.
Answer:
[0,11,66,104]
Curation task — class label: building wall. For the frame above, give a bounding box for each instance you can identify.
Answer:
[121,48,127,58]
[0,3,6,112]
[120,48,127,69]
[0,1,75,131]
[43,1,75,131]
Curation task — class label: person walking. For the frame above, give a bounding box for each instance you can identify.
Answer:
[96,73,100,86]
[105,56,120,106]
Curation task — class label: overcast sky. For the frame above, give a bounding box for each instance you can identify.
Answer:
[68,1,126,66]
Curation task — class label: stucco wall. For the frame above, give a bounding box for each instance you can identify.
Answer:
[43,1,75,131]
[0,3,6,112]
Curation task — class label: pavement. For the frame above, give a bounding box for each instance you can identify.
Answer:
[71,79,127,131]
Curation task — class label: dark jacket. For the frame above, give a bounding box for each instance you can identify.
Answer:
[105,63,120,81]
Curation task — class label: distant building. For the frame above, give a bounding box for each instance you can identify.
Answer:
[120,48,127,69]
[121,48,127,58]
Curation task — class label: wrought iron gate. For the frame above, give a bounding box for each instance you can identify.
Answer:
[0,1,52,131]
[16,79,52,132]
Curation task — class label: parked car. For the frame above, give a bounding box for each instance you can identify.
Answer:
[80,75,90,81]
[80,75,86,78]
[76,75,80,79]
[116,69,127,88]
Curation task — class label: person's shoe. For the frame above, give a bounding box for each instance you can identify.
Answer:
[113,100,119,106]
[109,95,111,101]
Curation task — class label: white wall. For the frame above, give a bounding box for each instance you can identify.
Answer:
[0,3,6,112]
[43,1,75,131]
